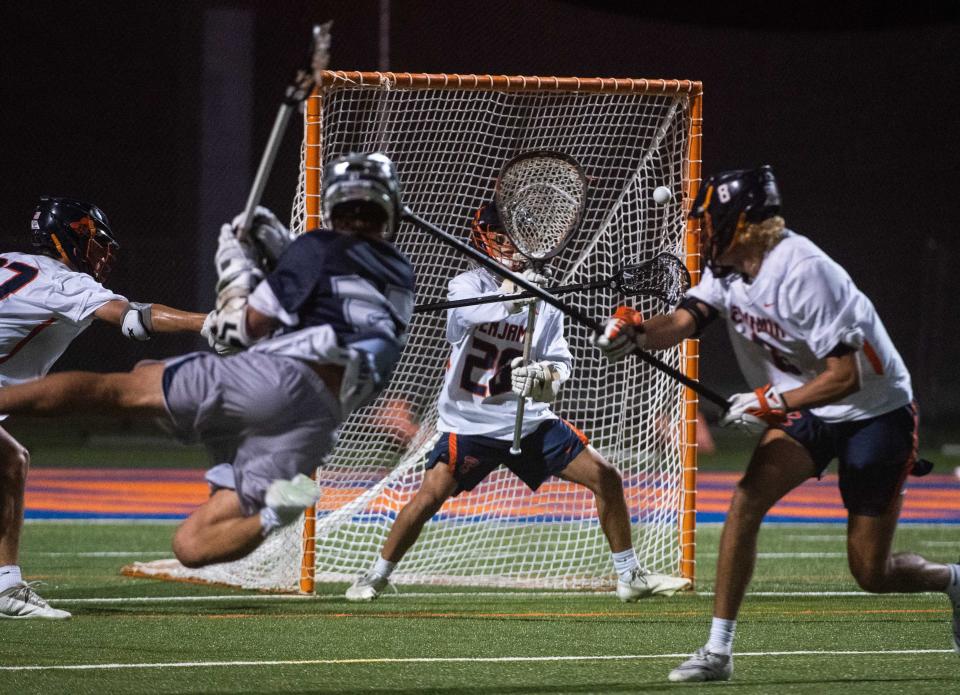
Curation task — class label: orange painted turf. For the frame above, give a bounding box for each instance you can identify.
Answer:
[23,468,960,522]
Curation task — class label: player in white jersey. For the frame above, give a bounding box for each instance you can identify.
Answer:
[596,166,960,681]
[0,154,414,581]
[345,201,691,602]
[0,197,206,619]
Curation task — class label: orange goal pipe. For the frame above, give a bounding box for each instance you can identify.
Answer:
[318,70,702,96]
[298,94,323,594]
[679,91,703,587]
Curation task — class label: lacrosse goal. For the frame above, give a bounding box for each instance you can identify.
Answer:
[125,71,703,592]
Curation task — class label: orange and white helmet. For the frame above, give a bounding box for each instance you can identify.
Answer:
[469,201,525,272]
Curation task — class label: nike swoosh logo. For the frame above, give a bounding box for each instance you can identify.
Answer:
[763,302,774,307]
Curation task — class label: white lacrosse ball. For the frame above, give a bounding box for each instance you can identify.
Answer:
[653,186,673,204]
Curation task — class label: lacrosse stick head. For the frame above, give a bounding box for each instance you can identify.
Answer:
[286,22,333,104]
[615,252,692,306]
[494,151,587,267]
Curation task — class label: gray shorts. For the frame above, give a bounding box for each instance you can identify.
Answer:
[162,351,342,515]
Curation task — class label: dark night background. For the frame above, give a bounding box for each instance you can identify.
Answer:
[1,2,958,422]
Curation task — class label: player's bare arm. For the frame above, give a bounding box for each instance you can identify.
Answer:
[94,300,206,336]
[244,305,279,340]
[777,351,861,410]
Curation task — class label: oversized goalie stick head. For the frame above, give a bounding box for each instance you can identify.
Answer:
[322,153,402,240]
[31,197,119,282]
[494,151,587,268]
[690,165,781,276]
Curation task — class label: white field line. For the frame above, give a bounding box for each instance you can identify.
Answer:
[31,551,170,557]
[48,589,946,605]
[1,649,953,672]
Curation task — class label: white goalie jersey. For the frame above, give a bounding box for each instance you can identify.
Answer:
[436,268,572,439]
[0,252,123,388]
[687,230,912,422]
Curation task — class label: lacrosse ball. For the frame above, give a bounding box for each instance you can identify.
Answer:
[653,186,672,204]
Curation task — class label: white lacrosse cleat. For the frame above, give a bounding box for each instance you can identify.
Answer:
[668,648,733,682]
[0,582,71,620]
[616,568,692,601]
[265,474,320,523]
[345,572,394,602]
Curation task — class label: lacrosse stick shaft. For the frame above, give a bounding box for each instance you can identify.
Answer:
[239,103,296,239]
[510,303,538,455]
[415,279,604,313]
[402,208,731,411]
[238,23,331,240]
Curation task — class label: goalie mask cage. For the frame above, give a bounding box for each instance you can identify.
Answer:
[126,71,702,593]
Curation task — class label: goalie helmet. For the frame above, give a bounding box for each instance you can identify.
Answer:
[469,201,525,272]
[689,165,781,276]
[30,197,120,282]
[322,152,402,240]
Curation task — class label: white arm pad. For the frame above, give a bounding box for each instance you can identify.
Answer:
[120,302,153,341]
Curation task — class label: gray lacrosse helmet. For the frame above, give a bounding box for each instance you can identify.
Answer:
[321,153,402,240]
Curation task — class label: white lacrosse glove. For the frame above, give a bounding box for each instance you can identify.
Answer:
[500,269,548,314]
[231,206,294,269]
[215,223,264,298]
[593,306,646,362]
[510,357,561,403]
[201,310,240,355]
[719,383,789,435]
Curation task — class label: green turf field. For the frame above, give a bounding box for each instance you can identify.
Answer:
[3,522,957,694]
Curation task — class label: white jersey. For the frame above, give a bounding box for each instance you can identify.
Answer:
[436,269,572,439]
[0,252,123,388]
[687,231,912,422]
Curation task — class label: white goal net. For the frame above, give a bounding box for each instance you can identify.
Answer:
[126,72,702,592]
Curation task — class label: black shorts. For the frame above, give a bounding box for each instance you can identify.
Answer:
[776,403,918,516]
[426,419,588,495]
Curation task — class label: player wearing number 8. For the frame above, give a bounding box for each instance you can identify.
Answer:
[595,166,960,682]
[345,201,691,602]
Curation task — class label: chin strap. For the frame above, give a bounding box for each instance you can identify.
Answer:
[120,302,154,341]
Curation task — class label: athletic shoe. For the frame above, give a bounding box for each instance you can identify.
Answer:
[616,568,692,601]
[345,572,394,602]
[667,648,732,682]
[0,582,71,620]
[265,474,320,523]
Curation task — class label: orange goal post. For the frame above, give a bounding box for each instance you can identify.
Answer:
[126,71,702,593]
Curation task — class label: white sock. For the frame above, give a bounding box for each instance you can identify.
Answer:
[611,548,639,581]
[706,617,736,655]
[259,507,283,536]
[0,565,23,593]
[946,563,960,603]
[373,556,396,579]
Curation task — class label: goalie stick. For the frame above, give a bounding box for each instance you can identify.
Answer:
[401,206,732,411]
[414,252,691,313]
[237,22,332,242]
[494,151,588,454]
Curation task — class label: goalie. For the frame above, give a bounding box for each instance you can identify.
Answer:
[345,201,691,602]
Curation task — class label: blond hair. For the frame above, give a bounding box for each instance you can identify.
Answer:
[736,215,785,253]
